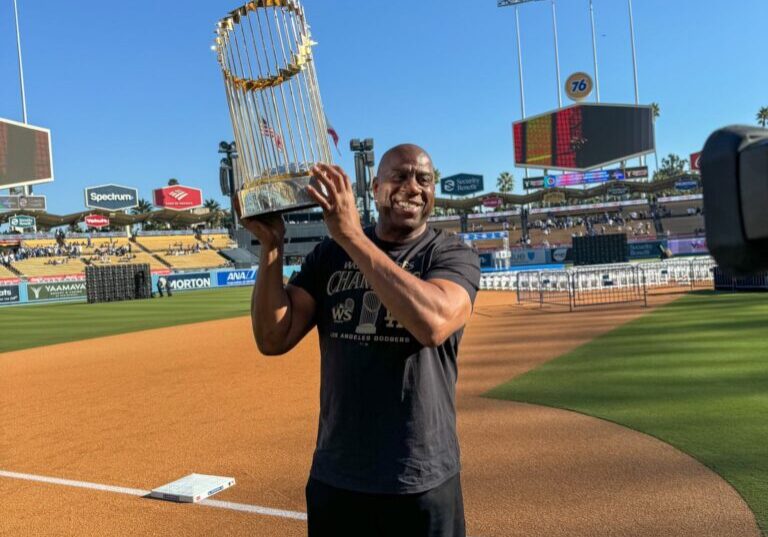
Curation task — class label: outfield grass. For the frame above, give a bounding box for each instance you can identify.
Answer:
[0,287,253,353]
[486,291,768,536]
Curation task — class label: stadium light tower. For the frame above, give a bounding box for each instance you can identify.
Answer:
[497,0,562,108]
[589,0,601,102]
[628,0,640,105]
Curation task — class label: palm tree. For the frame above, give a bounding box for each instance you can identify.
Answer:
[757,106,768,128]
[167,178,179,186]
[204,199,223,229]
[496,171,514,193]
[650,102,661,120]
[433,168,441,185]
[131,198,154,231]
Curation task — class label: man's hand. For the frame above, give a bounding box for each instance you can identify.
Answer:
[306,163,364,245]
[235,196,285,250]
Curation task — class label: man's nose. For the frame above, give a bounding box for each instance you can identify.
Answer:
[402,174,422,193]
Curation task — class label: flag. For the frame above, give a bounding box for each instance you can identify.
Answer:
[325,115,341,156]
[260,118,283,151]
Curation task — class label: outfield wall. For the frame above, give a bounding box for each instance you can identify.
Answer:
[0,265,301,307]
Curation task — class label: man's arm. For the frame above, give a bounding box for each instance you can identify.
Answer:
[241,213,317,356]
[341,236,471,347]
[306,164,472,347]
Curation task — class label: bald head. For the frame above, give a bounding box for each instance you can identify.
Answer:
[372,143,436,242]
[376,144,434,178]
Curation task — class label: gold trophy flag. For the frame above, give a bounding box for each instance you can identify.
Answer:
[214,0,332,217]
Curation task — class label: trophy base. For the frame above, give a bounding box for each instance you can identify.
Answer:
[237,175,318,217]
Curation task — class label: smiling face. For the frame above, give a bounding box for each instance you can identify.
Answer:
[372,144,435,242]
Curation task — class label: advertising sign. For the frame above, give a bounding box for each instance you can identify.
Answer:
[0,195,47,211]
[482,196,502,208]
[629,240,667,260]
[564,72,593,102]
[9,215,36,229]
[523,166,648,190]
[675,180,699,191]
[690,151,702,171]
[28,280,87,302]
[509,249,548,265]
[0,284,20,303]
[85,184,139,211]
[440,174,484,196]
[668,238,708,256]
[167,272,211,291]
[153,186,203,211]
[216,269,257,287]
[84,214,110,228]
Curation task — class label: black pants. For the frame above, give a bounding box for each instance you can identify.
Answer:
[305,474,465,537]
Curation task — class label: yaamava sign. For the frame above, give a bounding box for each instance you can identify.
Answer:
[28,281,87,302]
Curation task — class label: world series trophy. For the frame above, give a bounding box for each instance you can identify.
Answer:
[214,0,332,217]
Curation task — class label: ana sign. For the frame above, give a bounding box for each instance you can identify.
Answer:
[153,185,203,211]
[216,269,257,287]
[84,214,110,228]
[440,174,484,196]
[85,184,139,211]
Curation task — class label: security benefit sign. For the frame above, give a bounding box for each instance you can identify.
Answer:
[0,283,20,304]
[216,269,257,287]
[167,272,211,292]
[28,280,87,302]
[84,184,139,211]
[440,174,484,196]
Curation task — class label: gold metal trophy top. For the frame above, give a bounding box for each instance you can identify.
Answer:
[214,0,332,216]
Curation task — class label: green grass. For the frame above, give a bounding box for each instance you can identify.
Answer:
[0,287,253,353]
[486,291,768,536]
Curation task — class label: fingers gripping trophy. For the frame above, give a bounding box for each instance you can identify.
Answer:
[214,0,333,217]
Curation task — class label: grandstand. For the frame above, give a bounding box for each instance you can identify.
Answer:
[200,233,235,250]
[660,215,705,237]
[0,265,18,279]
[86,251,168,271]
[135,235,201,252]
[13,257,87,278]
[157,250,229,270]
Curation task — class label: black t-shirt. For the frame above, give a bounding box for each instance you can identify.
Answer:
[289,226,480,494]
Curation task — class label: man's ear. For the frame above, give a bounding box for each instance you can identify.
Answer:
[372,177,381,205]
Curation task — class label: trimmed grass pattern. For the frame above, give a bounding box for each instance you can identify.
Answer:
[487,292,768,536]
[0,287,252,353]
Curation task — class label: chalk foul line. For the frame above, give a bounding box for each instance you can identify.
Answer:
[0,469,307,521]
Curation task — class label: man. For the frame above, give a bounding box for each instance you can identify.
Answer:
[241,144,480,537]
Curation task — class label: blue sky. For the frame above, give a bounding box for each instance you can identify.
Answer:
[0,0,766,215]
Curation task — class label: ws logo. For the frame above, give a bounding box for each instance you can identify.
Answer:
[331,298,354,323]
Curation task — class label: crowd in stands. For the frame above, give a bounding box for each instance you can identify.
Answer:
[165,241,211,256]
[529,211,653,239]
[2,242,85,265]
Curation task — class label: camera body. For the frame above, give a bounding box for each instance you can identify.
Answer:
[701,126,768,274]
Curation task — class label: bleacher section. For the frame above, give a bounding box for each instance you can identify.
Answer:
[21,239,59,249]
[0,265,18,279]
[157,250,229,270]
[13,257,87,278]
[661,215,705,236]
[200,234,235,250]
[135,235,201,252]
[87,252,167,271]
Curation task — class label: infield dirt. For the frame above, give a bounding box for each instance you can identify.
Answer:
[0,292,759,536]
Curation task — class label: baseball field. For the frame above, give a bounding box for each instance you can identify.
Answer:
[1,287,765,536]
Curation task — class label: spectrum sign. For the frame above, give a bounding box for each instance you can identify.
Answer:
[153,185,203,211]
[84,184,139,211]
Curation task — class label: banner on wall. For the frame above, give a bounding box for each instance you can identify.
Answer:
[167,272,211,291]
[0,284,20,303]
[216,269,257,287]
[27,280,87,302]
